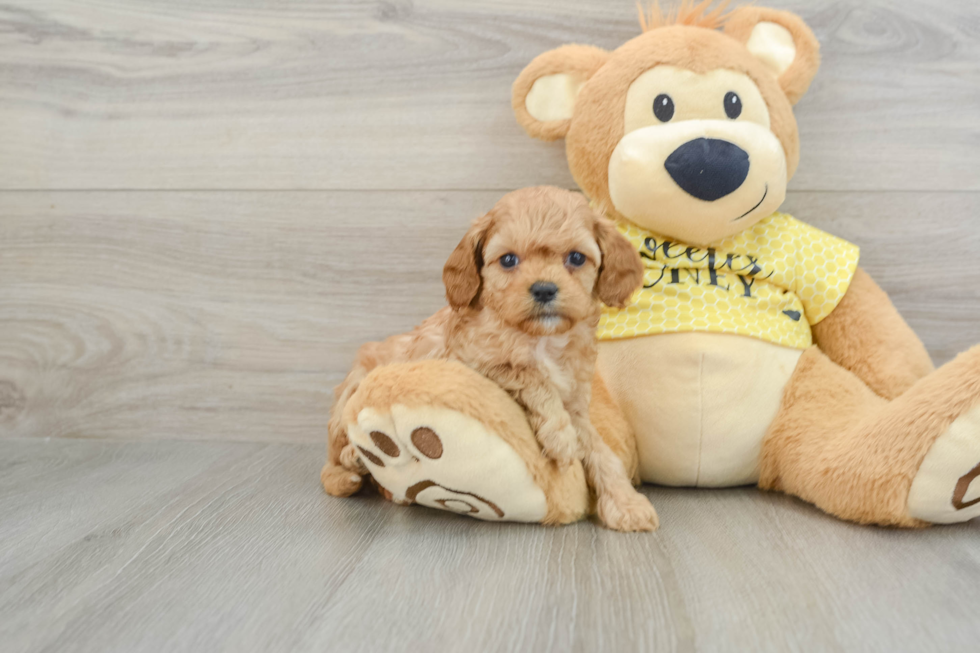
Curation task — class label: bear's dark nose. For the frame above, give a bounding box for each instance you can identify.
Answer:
[530,281,558,304]
[664,138,750,202]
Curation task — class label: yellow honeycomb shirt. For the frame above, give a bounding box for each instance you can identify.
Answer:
[597,212,860,350]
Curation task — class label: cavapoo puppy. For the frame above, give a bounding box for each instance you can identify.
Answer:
[325,186,659,531]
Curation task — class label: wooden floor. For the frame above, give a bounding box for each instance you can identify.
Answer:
[2,0,980,651]
[2,438,978,653]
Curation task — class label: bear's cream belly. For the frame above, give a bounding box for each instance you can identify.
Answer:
[597,332,803,487]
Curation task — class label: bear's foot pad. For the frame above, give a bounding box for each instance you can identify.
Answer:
[347,403,549,522]
[908,402,980,524]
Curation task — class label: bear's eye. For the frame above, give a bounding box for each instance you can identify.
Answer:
[724,91,742,119]
[499,253,519,269]
[565,251,587,267]
[653,94,674,122]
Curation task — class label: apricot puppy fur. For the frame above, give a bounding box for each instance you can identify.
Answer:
[326,186,658,531]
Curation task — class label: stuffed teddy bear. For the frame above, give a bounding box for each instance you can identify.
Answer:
[323,2,980,528]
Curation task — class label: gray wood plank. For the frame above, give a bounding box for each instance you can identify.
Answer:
[2,190,978,443]
[0,438,978,653]
[0,0,977,191]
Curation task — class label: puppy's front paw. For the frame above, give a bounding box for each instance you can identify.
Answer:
[597,488,659,532]
[321,463,364,497]
[538,422,584,466]
[340,443,368,475]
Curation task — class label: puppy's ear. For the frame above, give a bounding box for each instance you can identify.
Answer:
[594,216,643,308]
[443,212,494,310]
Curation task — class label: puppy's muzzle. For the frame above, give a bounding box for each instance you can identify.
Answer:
[529,281,558,305]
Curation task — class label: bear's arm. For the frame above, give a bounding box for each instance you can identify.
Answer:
[811,266,934,400]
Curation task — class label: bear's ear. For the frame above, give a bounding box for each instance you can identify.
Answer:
[512,44,610,141]
[724,7,820,105]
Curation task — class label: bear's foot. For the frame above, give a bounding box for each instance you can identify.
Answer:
[333,359,591,525]
[908,402,980,524]
[347,402,551,522]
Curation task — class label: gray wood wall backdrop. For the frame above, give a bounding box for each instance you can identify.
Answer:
[1,0,979,444]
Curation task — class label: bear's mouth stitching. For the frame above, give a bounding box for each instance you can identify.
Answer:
[732,183,768,222]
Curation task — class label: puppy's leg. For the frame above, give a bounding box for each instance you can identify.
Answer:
[510,378,584,466]
[577,417,659,532]
[322,365,370,497]
[339,443,368,475]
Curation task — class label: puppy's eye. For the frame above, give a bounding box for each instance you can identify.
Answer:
[499,253,519,269]
[724,91,742,119]
[653,94,674,122]
[565,251,587,268]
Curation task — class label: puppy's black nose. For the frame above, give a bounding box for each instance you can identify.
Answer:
[530,281,558,304]
[664,138,750,201]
